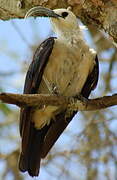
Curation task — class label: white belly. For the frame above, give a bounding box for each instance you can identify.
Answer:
[32,106,58,129]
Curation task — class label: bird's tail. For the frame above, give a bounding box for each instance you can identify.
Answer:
[19,123,49,177]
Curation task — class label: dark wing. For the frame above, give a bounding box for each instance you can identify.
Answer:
[41,55,99,158]
[81,55,99,97]
[19,37,55,177]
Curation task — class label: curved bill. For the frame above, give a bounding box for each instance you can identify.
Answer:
[25,6,61,19]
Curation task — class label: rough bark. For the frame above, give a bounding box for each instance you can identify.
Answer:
[0,92,117,112]
[0,0,117,43]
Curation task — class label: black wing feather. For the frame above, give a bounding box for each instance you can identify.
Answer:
[81,55,99,97]
[19,37,55,176]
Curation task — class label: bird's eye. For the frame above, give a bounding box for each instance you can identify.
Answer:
[61,12,68,18]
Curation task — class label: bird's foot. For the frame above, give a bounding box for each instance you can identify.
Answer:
[65,108,74,122]
[51,83,60,95]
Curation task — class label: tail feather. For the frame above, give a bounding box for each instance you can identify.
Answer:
[19,153,28,172]
[19,123,50,177]
[19,111,75,176]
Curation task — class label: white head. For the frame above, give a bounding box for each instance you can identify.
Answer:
[51,8,78,35]
[25,7,80,41]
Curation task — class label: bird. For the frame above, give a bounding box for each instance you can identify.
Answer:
[19,6,99,177]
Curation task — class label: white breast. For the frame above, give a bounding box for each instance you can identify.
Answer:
[43,39,95,96]
[32,39,96,129]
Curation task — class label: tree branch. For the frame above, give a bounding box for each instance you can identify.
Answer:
[0,0,117,43]
[0,92,117,112]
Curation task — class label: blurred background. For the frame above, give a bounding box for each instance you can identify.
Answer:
[0,17,117,180]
